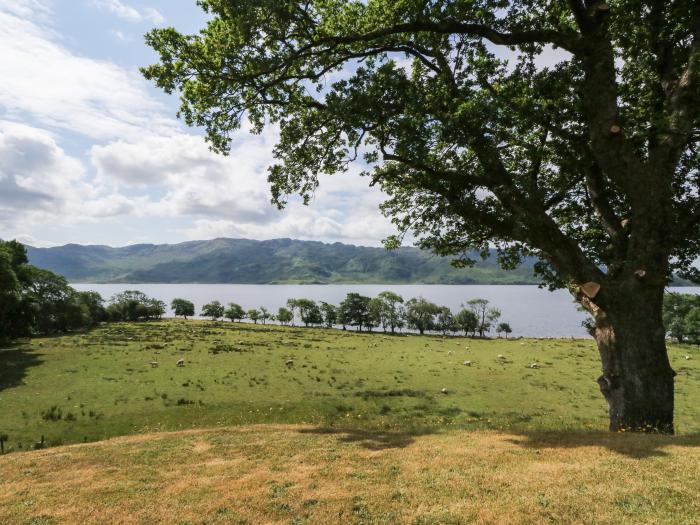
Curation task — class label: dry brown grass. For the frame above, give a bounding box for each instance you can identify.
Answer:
[1,425,699,524]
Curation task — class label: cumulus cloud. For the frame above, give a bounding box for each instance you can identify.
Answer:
[179,198,396,246]
[0,121,152,231]
[0,122,90,226]
[89,125,397,243]
[177,168,397,247]
[0,5,174,140]
[90,129,277,223]
[91,0,164,24]
[0,0,399,247]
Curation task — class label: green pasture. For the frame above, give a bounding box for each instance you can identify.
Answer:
[2,320,699,452]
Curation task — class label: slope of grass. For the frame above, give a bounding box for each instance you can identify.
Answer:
[1,425,700,524]
[1,320,700,454]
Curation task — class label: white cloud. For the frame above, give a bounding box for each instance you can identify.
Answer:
[0,121,89,222]
[0,0,399,247]
[91,128,285,224]
[9,233,57,248]
[89,127,398,245]
[0,121,153,233]
[111,29,126,41]
[142,6,164,24]
[91,0,164,24]
[0,5,175,140]
[0,0,50,18]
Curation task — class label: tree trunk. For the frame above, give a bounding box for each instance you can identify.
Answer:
[587,283,675,433]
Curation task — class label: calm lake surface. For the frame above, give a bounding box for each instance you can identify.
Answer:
[71,283,700,338]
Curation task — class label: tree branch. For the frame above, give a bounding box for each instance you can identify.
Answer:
[313,20,582,54]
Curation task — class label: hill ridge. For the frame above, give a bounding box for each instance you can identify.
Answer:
[24,237,538,284]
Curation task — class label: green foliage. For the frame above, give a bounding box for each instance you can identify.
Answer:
[467,299,501,337]
[455,309,479,336]
[247,308,262,324]
[436,306,457,335]
[404,298,441,335]
[374,291,405,334]
[0,240,33,342]
[319,302,337,328]
[108,291,163,322]
[497,322,513,338]
[27,268,108,333]
[142,1,700,291]
[0,240,106,341]
[225,303,246,322]
[76,291,108,325]
[171,298,195,319]
[339,293,372,331]
[663,293,700,343]
[685,308,700,343]
[259,306,271,324]
[293,299,323,327]
[202,301,225,321]
[26,267,75,333]
[276,307,293,325]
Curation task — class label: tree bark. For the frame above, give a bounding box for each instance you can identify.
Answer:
[585,282,675,433]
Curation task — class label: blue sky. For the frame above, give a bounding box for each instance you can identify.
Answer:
[0,0,396,247]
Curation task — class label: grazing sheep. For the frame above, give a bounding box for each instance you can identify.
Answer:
[529,362,541,369]
[447,350,454,355]
[285,359,294,368]
[176,359,185,367]
[685,355,692,360]
[441,388,448,394]
[497,354,508,360]
[150,361,159,368]
[463,360,472,366]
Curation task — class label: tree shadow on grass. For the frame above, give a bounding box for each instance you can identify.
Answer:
[297,426,434,451]
[0,342,42,392]
[298,426,700,457]
[505,430,700,459]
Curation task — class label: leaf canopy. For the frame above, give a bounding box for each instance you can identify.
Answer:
[143,0,700,295]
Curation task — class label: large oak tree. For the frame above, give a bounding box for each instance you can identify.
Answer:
[143,0,700,433]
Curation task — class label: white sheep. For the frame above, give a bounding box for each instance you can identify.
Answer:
[285,359,294,367]
[441,388,448,394]
[529,362,541,369]
[149,361,159,368]
[176,359,185,367]
[463,360,472,366]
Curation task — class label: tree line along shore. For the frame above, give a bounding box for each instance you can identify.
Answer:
[4,239,700,344]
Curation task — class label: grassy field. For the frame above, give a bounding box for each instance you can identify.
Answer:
[2,320,700,524]
[2,425,700,524]
[2,319,700,451]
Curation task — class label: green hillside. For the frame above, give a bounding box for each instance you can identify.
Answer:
[25,238,539,284]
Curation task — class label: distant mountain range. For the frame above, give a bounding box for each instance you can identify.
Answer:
[24,238,540,284]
